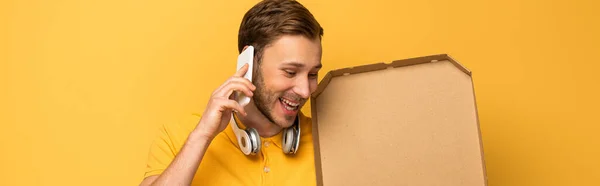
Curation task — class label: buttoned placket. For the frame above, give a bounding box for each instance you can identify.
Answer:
[260,139,272,186]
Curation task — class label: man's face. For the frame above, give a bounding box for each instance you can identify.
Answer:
[252,35,322,128]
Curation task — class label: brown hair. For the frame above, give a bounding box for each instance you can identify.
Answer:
[237,0,324,63]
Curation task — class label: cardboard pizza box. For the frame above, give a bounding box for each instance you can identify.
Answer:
[311,54,487,186]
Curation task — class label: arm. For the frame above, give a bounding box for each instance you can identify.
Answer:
[140,64,255,186]
[140,130,211,186]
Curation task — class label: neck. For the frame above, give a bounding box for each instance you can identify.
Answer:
[237,101,282,138]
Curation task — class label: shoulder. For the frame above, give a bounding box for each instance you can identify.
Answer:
[143,113,203,178]
[158,113,203,152]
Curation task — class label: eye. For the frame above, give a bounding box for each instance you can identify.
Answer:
[308,73,318,79]
[284,70,296,76]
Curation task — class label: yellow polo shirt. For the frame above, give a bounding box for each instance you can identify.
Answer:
[143,112,316,186]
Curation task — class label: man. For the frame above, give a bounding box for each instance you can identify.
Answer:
[140,0,324,185]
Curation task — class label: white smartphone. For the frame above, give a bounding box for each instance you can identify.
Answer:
[236,46,254,107]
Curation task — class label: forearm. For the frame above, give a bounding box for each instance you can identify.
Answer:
[151,130,212,186]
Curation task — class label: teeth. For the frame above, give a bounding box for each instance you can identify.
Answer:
[281,98,300,107]
[280,98,299,111]
[284,105,296,111]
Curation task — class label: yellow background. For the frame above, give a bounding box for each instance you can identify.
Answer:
[1,0,598,185]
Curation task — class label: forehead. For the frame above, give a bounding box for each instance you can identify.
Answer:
[260,35,322,68]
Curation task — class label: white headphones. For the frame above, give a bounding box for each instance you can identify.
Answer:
[230,113,301,155]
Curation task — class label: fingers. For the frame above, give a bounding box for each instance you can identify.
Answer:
[234,63,249,77]
[217,98,247,116]
[224,80,255,98]
[213,76,256,98]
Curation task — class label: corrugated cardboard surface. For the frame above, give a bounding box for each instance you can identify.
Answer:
[311,54,487,186]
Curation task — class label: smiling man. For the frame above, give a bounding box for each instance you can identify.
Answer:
[140,0,324,185]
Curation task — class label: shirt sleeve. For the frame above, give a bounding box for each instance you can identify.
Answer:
[143,114,200,178]
[143,123,177,178]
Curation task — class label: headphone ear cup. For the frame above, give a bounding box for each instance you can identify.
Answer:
[282,127,295,154]
[246,128,261,155]
[236,129,252,155]
[292,125,300,154]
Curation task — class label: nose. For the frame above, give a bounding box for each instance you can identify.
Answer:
[293,76,311,99]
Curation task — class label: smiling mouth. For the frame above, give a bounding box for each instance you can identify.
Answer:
[279,97,300,111]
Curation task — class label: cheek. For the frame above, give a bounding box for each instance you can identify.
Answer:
[266,76,295,92]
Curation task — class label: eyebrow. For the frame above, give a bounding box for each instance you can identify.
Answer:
[284,61,323,69]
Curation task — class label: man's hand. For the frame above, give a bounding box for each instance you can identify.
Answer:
[139,63,255,186]
[195,63,256,140]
